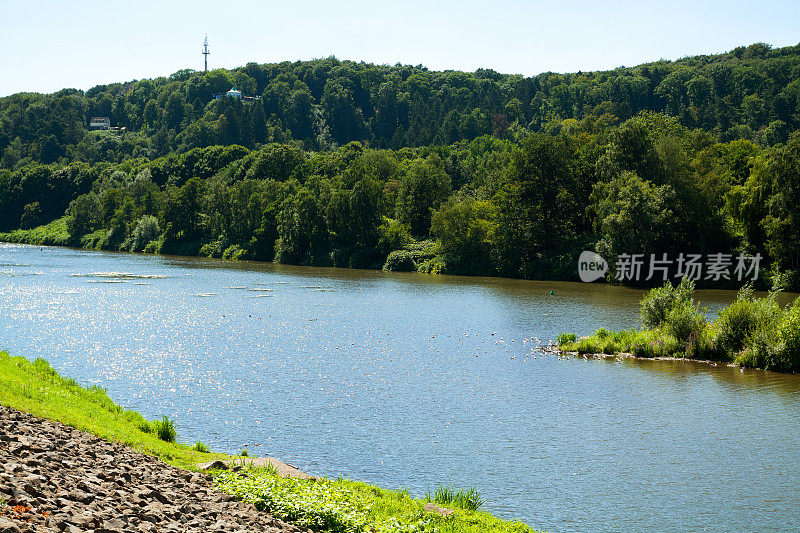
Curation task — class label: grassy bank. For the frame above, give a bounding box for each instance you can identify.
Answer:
[0,351,224,469]
[557,279,800,373]
[0,352,539,532]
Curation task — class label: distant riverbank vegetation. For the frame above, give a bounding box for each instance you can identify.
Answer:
[2,43,800,288]
[558,279,800,372]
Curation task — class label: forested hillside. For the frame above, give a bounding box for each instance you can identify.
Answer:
[2,42,800,166]
[1,42,799,288]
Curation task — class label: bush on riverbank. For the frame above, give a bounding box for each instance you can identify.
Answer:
[558,281,800,372]
[0,217,71,247]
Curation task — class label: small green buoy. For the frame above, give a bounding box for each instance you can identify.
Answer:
[549,290,555,296]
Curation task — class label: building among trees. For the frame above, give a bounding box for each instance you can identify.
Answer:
[89,117,111,130]
[213,85,258,102]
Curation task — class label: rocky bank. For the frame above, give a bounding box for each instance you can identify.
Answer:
[0,404,307,533]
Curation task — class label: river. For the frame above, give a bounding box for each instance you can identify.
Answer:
[1,243,799,532]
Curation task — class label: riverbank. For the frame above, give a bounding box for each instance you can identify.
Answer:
[0,352,538,532]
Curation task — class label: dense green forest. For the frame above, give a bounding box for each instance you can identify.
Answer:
[1,42,800,288]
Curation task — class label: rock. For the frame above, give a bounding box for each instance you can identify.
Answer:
[423,502,454,517]
[208,457,312,479]
[0,518,21,533]
[197,460,229,471]
[66,489,94,504]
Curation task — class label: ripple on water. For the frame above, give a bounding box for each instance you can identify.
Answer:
[72,272,169,280]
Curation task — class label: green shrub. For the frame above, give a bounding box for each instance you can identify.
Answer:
[629,330,680,358]
[193,441,210,453]
[683,327,723,360]
[239,449,249,457]
[599,338,619,354]
[773,301,800,372]
[80,229,107,250]
[557,333,576,345]
[199,238,226,258]
[630,338,655,358]
[143,236,163,254]
[223,244,250,260]
[664,298,706,343]
[152,415,177,443]
[125,215,160,252]
[771,270,800,292]
[377,217,412,255]
[595,328,610,339]
[574,338,593,354]
[640,278,694,328]
[611,330,633,344]
[716,285,782,353]
[417,256,446,274]
[383,250,417,272]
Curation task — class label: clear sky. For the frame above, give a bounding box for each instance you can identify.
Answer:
[0,0,797,97]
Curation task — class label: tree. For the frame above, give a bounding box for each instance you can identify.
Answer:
[432,197,498,274]
[143,99,159,128]
[274,188,330,265]
[164,93,185,130]
[348,178,382,250]
[591,171,677,274]
[763,133,800,275]
[395,157,452,236]
[20,202,42,229]
[162,178,205,240]
[67,193,100,240]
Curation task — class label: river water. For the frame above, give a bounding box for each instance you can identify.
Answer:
[1,243,799,532]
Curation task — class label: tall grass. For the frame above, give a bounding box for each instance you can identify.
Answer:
[152,415,177,443]
[427,485,485,511]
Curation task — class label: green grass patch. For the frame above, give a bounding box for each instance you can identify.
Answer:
[0,217,72,247]
[193,441,210,453]
[152,415,177,443]
[214,469,537,533]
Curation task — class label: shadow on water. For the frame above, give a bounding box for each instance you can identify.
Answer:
[588,355,800,398]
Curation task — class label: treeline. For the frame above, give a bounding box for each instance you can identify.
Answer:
[2,42,800,169]
[2,111,799,289]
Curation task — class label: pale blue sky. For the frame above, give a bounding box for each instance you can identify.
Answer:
[0,0,797,97]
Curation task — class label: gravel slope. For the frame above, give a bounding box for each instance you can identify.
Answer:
[0,405,307,533]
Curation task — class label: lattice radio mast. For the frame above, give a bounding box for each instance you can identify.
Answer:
[203,35,210,72]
